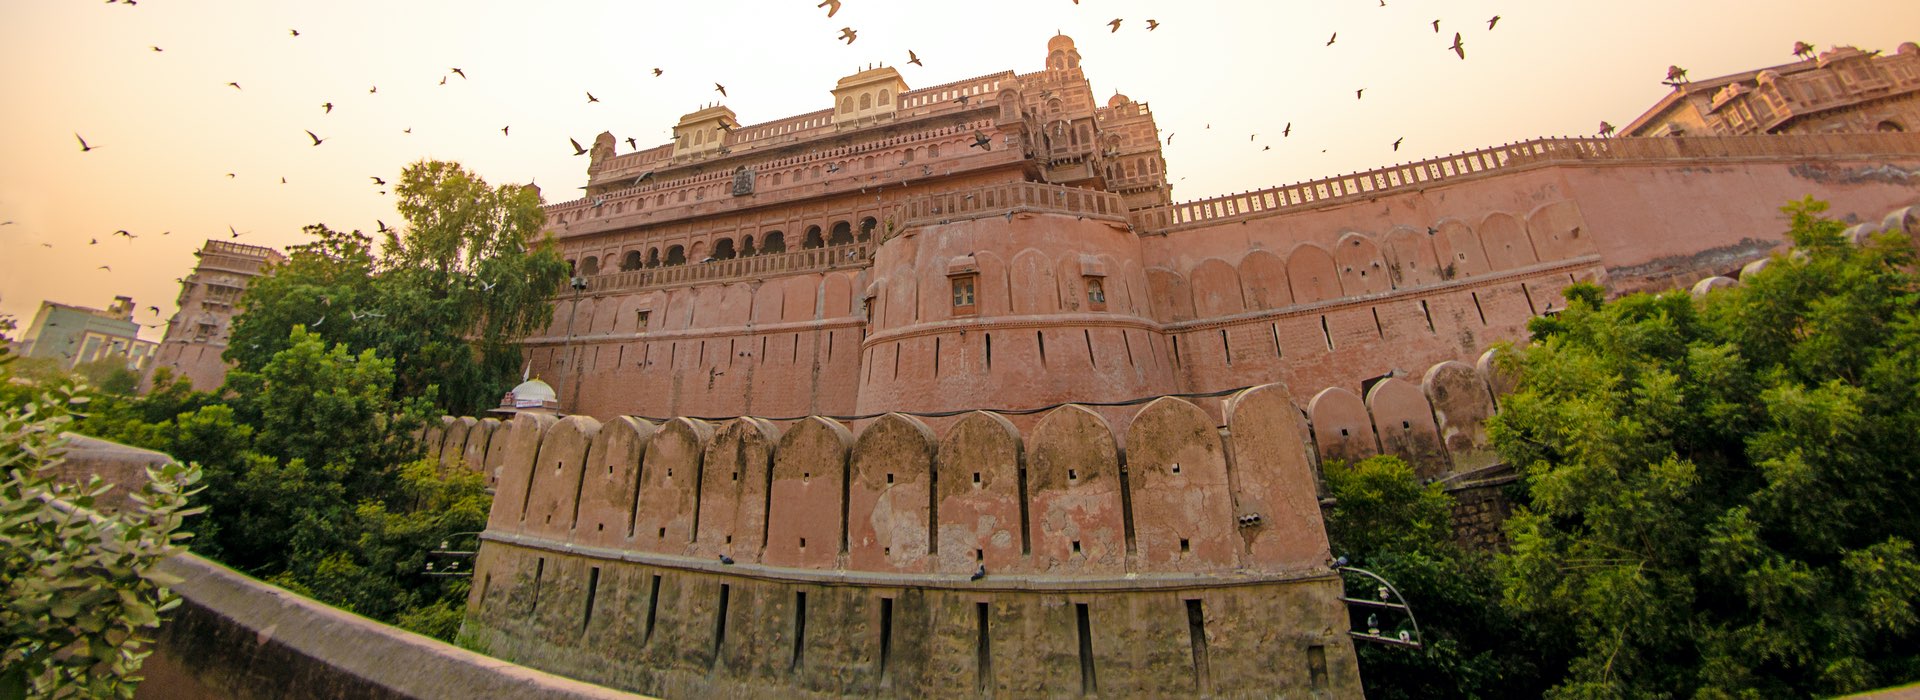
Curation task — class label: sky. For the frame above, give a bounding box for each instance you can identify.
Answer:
[2,0,1916,340]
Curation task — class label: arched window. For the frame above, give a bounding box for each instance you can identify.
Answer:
[858,217,877,242]
[581,255,600,275]
[622,250,643,271]
[803,226,825,249]
[665,245,686,266]
[712,238,737,260]
[689,241,707,262]
[828,221,854,245]
[741,235,757,257]
[566,259,577,275]
[841,96,853,113]
[879,89,891,105]
[928,144,939,158]
[646,248,661,268]
[1048,98,1063,114]
[762,231,787,253]
[859,93,873,110]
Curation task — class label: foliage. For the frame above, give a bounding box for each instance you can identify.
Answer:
[226,160,568,414]
[0,384,203,699]
[1323,456,1567,699]
[48,329,481,641]
[1489,197,1920,697]
[70,358,140,397]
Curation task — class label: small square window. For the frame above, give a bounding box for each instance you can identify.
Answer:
[636,310,651,328]
[1086,277,1106,304]
[952,277,976,306]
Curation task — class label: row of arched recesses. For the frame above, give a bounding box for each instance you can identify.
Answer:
[567,217,880,275]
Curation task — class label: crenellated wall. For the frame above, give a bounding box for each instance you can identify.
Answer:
[448,385,1363,699]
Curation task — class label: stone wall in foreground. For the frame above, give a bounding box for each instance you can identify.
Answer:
[455,384,1363,698]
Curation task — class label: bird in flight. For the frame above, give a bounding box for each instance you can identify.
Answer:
[1598,121,1616,137]
[652,68,663,77]
[715,83,727,97]
[1250,133,1257,141]
[1393,137,1404,151]
[90,238,98,245]
[501,125,510,135]
[839,27,857,44]
[971,130,993,150]
[1355,88,1366,99]
[625,137,637,149]
[1792,41,1815,59]
[1487,15,1501,30]
[818,0,841,17]
[151,46,163,52]
[305,130,326,146]
[75,133,97,152]
[228,225,244,238]
[376,220,393,234]
[1166,133,1174,144]
[1664,65,1689,85]
[1147,19,1160,31]
[450,67,467,79]
[227,82,242,90]
[439,76,447,86]
[322,102,333,113]
[114,229,134,238]
[908,50,922,66]
[226,172,236,178]
[147,305,160,315]
[369,85,378,94]
[953,94,971,105]
[98,266,112,272]
[1283,122,1292,137]
[586,91,599,103]
[370,176,386,186]
[1449,32,1466,60]
[1432,19,1440,33]
[1327,32,1337,46]
[570,138,590,156]
[1108,19,1122,33]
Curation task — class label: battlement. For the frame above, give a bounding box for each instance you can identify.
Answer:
[434,384,1363,697]
[1129,132,1920,234]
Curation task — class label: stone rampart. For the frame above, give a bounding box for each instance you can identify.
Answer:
[451,385,1363,698]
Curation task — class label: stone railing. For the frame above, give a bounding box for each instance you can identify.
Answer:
[1128,132,1920,234]
[904,181,1129,225]
[568,241,874,296]
[555,118,999,216]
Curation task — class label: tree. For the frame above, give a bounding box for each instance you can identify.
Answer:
[0,383,203,699]
[1489,198,1920,697]
[227,161,568,414]
[1323,456,1567,699]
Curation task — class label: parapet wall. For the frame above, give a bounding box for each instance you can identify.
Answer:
[449,384,1364,698]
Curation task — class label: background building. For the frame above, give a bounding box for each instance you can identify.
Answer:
[141,240,285,392]
[1624,42,1920,137]
[16,296,155,371]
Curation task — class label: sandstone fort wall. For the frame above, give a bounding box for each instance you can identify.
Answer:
[446,384,1363,698]
[527,133,1920,422]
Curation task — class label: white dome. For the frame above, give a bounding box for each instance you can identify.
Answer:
[509,378,557,405]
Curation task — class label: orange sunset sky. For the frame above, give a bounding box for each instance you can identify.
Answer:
[3,0,1917,339]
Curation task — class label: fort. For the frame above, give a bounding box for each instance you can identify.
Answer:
[523,36,1920,431]
[418,35,1920,698]
[422,199,1917,699]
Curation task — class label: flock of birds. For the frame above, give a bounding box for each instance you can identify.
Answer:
[11,1,1845,339]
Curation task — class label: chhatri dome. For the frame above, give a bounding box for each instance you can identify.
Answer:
[495,377,561,414]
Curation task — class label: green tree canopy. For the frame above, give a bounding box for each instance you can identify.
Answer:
[1490,197,1920,697]
[227,160,568,414]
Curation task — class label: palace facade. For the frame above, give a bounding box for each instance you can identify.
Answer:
[528,35,1920,432]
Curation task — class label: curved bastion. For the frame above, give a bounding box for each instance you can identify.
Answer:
[450,384,1364,699]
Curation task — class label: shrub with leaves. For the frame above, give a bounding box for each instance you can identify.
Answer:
[0,385,204,698]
